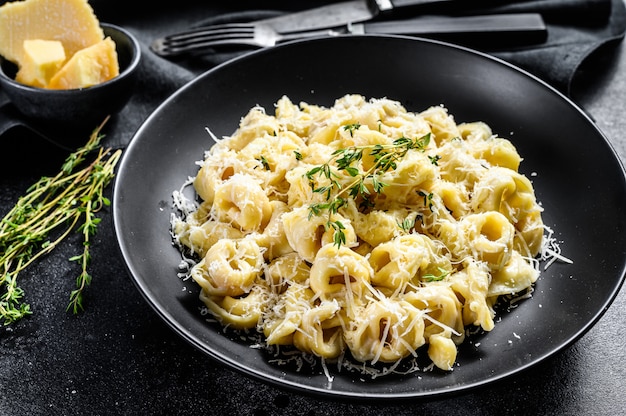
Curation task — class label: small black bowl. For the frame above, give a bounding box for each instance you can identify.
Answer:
[0,22,141,130]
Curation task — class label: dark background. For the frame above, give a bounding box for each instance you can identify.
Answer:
[1,1,625,415]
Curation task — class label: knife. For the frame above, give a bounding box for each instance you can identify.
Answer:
[259,0,480,33]
[247,0,610,34]
[349,13,548,48]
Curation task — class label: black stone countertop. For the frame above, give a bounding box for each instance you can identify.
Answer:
[2,1,626,415]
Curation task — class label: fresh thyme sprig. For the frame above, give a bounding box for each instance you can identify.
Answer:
[0,119,121,324]
[306,127,432,248]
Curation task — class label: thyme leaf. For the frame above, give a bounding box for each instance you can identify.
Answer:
[256,155,270,170]
[397,216,417,233]
[422,267,451,282]
[343,123,361,137]
[418,190,434,211]
[428,154,441,166]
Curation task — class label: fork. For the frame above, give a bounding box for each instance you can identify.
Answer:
[151,14,547,58]
[151,23,341,57]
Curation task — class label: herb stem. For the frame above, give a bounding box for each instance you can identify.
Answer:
[306,129,432,248]
[0,118,121,325]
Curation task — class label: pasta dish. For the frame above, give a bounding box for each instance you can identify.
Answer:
[171,94,554,376]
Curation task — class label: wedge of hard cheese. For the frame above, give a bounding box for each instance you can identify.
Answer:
[0,0,104,65]
[15,39,66,88]
[48,37,119,90]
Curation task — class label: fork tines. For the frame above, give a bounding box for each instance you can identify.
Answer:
[151,23,255,56]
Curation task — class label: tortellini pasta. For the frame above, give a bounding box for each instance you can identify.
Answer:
[172,94,547,375]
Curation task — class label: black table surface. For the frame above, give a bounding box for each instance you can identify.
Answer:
[2,1,626,415]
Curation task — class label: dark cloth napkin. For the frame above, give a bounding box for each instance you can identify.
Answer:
[0,0,625,151]
[490,0,626,94]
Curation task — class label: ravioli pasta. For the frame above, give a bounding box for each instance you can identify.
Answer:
[172,94,545,373]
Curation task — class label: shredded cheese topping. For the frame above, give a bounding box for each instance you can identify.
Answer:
[171,94,568,378]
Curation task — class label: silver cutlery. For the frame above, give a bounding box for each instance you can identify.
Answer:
[194,0,546,35]
[161,0,608,37]
[151,13,547,58]
[243,0,457,34]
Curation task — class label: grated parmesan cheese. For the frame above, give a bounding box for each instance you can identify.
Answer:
[170,94,572,380]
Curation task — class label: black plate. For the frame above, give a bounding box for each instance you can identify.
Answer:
[113,35,626,400]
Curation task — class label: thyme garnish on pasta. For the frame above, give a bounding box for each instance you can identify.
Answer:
[397,216,417,233]
[256,155,271,170]
[306,130,432,248]
[0,119,121,324]
[422,267,451,282]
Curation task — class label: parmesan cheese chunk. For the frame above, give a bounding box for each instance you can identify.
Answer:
[0,0,104,65]
[15,39,66,88]
[48,37,119,90]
